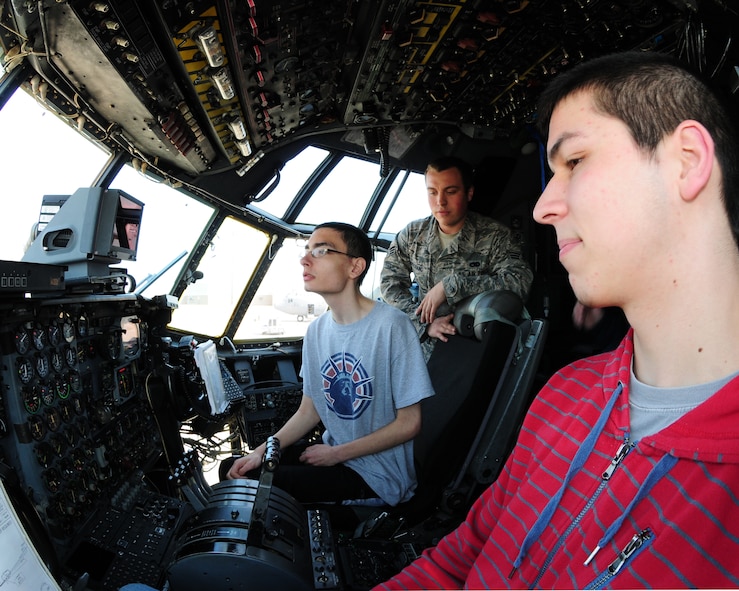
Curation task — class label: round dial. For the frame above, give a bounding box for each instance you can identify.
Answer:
[14,327,31,355]
[48,323,62,347]
[43,468,61,493]
[35,353,50,379]
[38,383,55,406]
[28,415,45,441]
[22,387,41,414]
[275,56,298,73]
[34,442,54,468]
[65,346,77,368]
[63,425,79,448]
[32,326,48,350]
[62,319,75,343]
[77,315,88,338]
[45,407,61,432]
[54,377,70,400]
[17,358,34,384]
[59,400,73,423]
[49,433,66,456]
[76,417,89,437]
[51,349,64,373]
[69,371,82,394]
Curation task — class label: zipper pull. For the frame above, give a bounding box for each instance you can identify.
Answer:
[584,439,635,566]
[608,529,652,575]
[602,439,632,481]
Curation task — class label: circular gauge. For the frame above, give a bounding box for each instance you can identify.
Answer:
[77,315,88,338]
[38,383,55,406]
[67,483,84,506]
[43,468,61,493]
[59,400,76,431]
[22,387,41,414]
[51,349,64,373]
[63,426,78,448]
[54,377,70,400]
[14,327,31,355]
[28,415,45,441]
[17,358,34,384]
[69,371,82,394]
[81,469,98,494]
[48,495,65,519]
[59,400,73,423]
[62,318,75,343]
[48,323,62,347]
[45,407,61,432]
[76,418,89,437]
[32,326,48,350]
[34,442,54,468]
[59,457,75,479]
[65,346,77,368]
[71,448,86,472]
[49,433,66,456]
[275,56,299,73]
[35,353,50,379]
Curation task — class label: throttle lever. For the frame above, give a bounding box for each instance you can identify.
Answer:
[263,435,281,472]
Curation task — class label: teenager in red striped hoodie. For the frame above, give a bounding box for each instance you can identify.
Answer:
[378,50,739,589]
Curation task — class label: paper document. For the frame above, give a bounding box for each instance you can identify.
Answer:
[193,339,227,414]
[0,480,61,590]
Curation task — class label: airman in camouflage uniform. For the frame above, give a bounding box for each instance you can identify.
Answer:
[381,157,533,360]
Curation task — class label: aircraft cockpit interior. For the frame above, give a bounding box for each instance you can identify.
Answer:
[0,0,738,589]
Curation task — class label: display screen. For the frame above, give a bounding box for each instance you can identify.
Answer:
[112,194,142,252]
[121,315,140,359]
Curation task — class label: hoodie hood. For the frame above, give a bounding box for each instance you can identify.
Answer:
[608,329,739,464]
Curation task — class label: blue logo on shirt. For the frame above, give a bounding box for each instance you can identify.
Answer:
[321,351,373,419]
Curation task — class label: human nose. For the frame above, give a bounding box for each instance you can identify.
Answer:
[428,191,443,208]
[533,175,567,225]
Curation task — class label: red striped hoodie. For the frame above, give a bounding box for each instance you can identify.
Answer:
[377,329,739,589]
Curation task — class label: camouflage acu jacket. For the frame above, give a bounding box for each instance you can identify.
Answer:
[380,211,533,359]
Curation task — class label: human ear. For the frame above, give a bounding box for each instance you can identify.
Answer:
[349,257,367,281]
[675,120,714,203]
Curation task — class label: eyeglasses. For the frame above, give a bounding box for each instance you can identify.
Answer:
[302,246,357,259]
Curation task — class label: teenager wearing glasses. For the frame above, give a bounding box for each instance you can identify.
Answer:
[224,222,435,506]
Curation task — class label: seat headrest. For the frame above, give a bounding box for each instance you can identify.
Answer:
[453,290,524,341]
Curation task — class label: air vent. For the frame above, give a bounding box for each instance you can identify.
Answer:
[43,229,74,250]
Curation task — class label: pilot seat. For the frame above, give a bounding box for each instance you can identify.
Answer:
[344,290,549,542]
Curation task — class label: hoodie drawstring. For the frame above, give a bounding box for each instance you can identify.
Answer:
[510,381,679,581]
[510,383,624,576]
[584,453,677,565]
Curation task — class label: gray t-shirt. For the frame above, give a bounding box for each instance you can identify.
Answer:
[629,366,739,441]
[301,300,435,505]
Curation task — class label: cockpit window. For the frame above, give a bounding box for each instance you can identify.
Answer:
[109,164,215,296]
[171,217,269,337]
[0,89,110,261]
[252,146,330,218]
[369,170,428,235]
[249,145,427,234]
[0,88,421,343]
[233,236,386,341]
[295,156,383,226]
